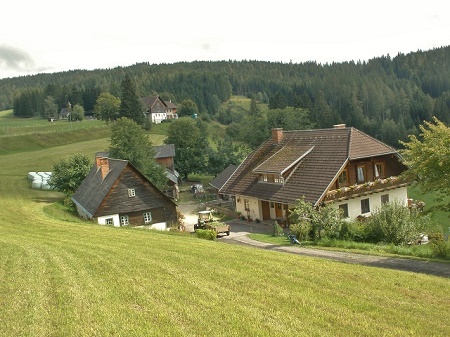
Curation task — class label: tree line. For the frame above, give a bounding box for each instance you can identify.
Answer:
[3,46,450,147]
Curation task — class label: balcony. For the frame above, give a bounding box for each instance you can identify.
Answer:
[324,176,408,203]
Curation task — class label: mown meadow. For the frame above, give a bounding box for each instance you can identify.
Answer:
[0,112,449,336]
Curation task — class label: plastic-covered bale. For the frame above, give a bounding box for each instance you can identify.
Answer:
[41,179,51,190]
[31,178,42,189]
[28,172,38,181]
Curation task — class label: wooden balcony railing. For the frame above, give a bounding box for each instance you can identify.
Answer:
[324,176,408,203]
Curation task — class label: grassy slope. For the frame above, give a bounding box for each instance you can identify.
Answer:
[0,114,449,336]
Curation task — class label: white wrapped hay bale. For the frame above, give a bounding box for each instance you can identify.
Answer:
[31,178,42,189]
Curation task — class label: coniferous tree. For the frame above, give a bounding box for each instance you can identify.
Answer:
[119,74,144,125]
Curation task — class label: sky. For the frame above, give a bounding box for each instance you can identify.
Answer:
[1,0,449,79]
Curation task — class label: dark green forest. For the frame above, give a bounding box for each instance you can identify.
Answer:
[2,46,449,148]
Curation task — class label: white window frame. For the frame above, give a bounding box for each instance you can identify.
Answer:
[143,212,152,224]
[274,175,283,184]
[105,218,114,225]
[120,215,129,226]
[128,188,136,197]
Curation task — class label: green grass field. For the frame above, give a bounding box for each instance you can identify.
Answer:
[1,113,449,336]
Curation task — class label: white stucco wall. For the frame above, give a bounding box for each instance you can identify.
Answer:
[150,222,168,231]
[333,186,408,220]
[235,195,261,220]
[97,214,120,227]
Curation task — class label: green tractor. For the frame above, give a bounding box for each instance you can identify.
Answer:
[194,210,214,230]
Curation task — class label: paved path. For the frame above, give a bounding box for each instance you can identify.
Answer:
[219,220,450,279]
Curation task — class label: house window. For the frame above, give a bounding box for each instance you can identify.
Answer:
[270,202,274,208]
[143,212,152,224]
[244,199,250,211]
[338,169,348,185]
[339,204,349,218]
[374,163,384,178]
[262,174,268,182]
[361,198,370,214]
[120,215,129,226]
[357,165,366,183]
[381,194,389,204]
[128,188,136,197]
[105,218,113,225]
[274,175,283,184]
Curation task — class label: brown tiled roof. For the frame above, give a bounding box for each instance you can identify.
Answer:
[349,128,397,159]
[209,164,238,190]
[220,127,399,206]
[141,95,167,109]
[164,100,178,109]
[254,143,314,174]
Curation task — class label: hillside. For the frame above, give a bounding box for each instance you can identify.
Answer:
[0,132,449,336]
[1,46,450,148]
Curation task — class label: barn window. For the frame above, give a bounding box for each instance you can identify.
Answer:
[128,188,136,197]
[105,218,113,225]
[143,212,152,224]
[120,215,129,226]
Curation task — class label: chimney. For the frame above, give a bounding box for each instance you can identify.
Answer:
[96,156,109,180]
[272,128,284,144]
[333,123,346,129]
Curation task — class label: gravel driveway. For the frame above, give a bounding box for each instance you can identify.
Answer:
[178,203,450,278]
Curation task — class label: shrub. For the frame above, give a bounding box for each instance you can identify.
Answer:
[195,229,217,240]
[428,232,444,242]
[272,221,284,237]
[364,200,429,245]
[289,221,311,241]
[338,221,365,241]
[430,241,450,258]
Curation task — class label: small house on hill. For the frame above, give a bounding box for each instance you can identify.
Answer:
[142,95,178,123]
[220,126,408,224]
[72,155,178,228]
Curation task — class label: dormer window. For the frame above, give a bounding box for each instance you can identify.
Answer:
[338,169,348,185]
[259,174,283,184]
[374,163,384,179]
[128,188,136,197]
[357,165,366,183]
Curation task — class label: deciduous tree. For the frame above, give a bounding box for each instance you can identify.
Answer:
[94,92,121,122]
[164,118,207,180]
[109,118,167,190]
[178,99,199,117]
[49,154,92,196]
[400,117,450,211]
